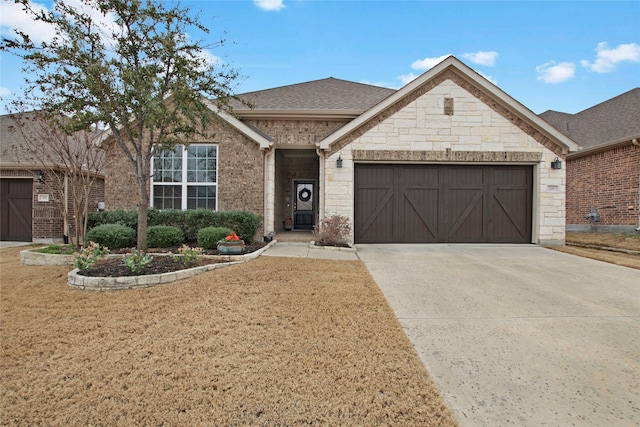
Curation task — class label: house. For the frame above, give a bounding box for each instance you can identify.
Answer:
[104,56,579,245]
[0,112,106,243]
[540,88,640,233]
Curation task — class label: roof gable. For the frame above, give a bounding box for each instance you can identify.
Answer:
[540,88,640,149]
[318,56,580,155]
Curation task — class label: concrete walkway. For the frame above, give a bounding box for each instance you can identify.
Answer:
[0,241,34,249]
[357,244,640,427]
[262,241,359,261]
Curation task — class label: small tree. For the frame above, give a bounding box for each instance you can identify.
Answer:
[5,111,105,247]
[2,0,242,250]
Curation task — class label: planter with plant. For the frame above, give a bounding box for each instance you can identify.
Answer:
[217,232,245,254]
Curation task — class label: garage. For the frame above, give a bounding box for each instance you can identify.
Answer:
[354,164,532,244]
[0,179,33,241]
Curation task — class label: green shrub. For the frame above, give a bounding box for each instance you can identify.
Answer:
[122,248,153,274]
[183,209,218,241]
[73,241,109,270]
[85,223,136,249]
[197,226,234,249]
[214,211,261,244]
[88,209,262,244]
[147,225,184,248]
[87,210,138,230]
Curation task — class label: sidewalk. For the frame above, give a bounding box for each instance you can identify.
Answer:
[262,241,359,261]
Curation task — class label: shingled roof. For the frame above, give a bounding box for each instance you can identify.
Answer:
[230,77,396,114]
[540,88,640,149]
[1,111,105,171]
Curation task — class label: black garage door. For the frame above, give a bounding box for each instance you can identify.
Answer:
[354,164,532,244]
[1,179,33,241]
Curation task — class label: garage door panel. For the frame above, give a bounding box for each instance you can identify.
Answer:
[354,164,532,244]
[447,188,485,242]
[402,188,439,241]
[1,179,33,241]
[355,166,395,243]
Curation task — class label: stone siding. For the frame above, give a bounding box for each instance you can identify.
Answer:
[324,79,567,245]
[567,143,639,228]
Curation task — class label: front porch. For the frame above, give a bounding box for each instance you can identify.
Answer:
[273,230,314,242]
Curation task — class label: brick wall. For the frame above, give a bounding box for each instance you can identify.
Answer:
[567,143,639,226]
[1,169,104,242]
[246,119,348,146]
[104,119,265,236]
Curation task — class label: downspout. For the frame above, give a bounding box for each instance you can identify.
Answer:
[316,147,325,224]
[64,173,69,244]
[634,139,640,231]
[262,147,274,238]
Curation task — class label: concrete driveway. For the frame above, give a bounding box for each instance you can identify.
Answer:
[357,244,639,427]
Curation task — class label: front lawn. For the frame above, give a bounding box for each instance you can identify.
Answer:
[0,246,457,426]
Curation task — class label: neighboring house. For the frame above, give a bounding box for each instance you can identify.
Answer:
[0,112,106,243]
[540,88,640,233]
[104,56,579,245]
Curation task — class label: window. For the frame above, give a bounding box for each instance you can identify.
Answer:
[151,144,217,210]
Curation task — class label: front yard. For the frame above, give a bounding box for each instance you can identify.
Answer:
[557,232,640,270]
[0,246,457,426]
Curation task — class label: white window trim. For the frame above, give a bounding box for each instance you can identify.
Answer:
[150,144,219,210]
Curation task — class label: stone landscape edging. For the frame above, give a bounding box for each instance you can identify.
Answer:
[308,241,357,253]
[64,240,276,291]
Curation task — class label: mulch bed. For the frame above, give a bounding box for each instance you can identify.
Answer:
[59,242,267,277]
[78,256,227,277]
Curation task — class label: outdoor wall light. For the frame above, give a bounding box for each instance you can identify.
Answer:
[551,157,562,170]
[337,155,343,168]
[36,170,45,183]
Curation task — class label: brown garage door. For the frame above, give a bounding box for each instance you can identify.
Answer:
[354,164,532,243]
[1,179,33,241]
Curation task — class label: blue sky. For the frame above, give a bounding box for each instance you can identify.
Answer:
[1,0,639,114]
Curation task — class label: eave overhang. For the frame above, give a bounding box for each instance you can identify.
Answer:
[567,134,640,159]
[233,109,363,121]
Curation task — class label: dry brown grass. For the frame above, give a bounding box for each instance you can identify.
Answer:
[0,246,457,427]
[559,232,640,270]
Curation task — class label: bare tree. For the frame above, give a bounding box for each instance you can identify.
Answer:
[6,111,105,247]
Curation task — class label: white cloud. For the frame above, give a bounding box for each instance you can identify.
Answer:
[411,54,452,70]
[477,71,497,85]
[0,0,120,46]
[195,50,222,69]
[536,61,576,83]
[0,86,11,96]
[580,42,640,73]
[254,0,285,11]
[0,1,57,44]
[462,51,498,67]
[398,73,420,86]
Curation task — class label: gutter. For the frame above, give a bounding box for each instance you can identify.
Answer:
[567,134,640,159]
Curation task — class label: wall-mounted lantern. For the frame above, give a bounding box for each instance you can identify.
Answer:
[551,157,562,170]
[36,170,45,183]
[336,155,343,168]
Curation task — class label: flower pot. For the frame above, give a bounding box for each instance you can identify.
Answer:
[217,240,245,254]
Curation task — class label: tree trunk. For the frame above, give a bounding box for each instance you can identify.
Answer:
[136,166,150,251]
